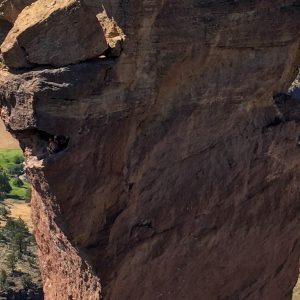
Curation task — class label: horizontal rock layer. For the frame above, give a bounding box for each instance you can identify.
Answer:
[2,0,300,299]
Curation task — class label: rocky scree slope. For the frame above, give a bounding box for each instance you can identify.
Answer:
[2,0,300,299]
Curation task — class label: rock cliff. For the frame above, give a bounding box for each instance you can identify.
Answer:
[1,0,300,299]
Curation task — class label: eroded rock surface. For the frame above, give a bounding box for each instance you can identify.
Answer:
[97,9,125,48]
[2,0,300,300]
[1,0,107,68]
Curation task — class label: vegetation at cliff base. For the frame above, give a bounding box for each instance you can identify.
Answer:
[0,149,31,201]
[0,206,42,298]
[0,148,42,298]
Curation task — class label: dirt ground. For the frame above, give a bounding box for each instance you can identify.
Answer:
[2,199,32,231]
[294,275,300,300]
[0,121,19,149]
[0,200,41,297]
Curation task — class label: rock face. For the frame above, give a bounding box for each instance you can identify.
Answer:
[2,0,300,299]
[1,0,107,68]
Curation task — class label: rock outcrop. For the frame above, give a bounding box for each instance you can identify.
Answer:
[1,0,107,68]
[2,0,300,300]
[97,9,125,48]
[0,0,34,23]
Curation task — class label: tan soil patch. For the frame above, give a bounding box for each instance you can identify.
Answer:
[2,199,32,231]
[293,274,300,299]
[0,120,19,149]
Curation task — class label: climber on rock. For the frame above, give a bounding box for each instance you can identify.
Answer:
[47,137,59,154]
[47,135,69,154]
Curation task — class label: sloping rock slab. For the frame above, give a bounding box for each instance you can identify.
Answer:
[1,0,107,68]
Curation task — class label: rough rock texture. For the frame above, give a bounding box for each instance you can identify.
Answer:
[2,0,300,300]
[1,0,107,68]
[97,10,125,48]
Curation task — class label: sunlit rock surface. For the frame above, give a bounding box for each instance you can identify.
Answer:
[1,0,107,68]
[2,0,300,299]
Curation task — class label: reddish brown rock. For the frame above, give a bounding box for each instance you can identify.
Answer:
[2,1,300,300]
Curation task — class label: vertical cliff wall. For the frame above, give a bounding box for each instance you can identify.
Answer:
[2,0,300,299]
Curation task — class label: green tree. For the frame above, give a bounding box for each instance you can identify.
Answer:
[0,167,11,196]
[21,273,33,290]
[4,217,30,257]
[12,231,28,258]
[5,252,16,273]
[0,269,7,291]
[4,217,29,237]
[0,230,6,243]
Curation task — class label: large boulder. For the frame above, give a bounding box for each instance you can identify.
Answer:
[0,0,35,45]
[0,0,35,23]
[1,0,107,68]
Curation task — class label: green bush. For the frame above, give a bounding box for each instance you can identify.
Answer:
[8,164,23,176]
[20,273,33,290]
[27,256,36,269]
[0,230,6,243]
[25,188,32,203]
[4,217,29,237]
[0,192,5,201]
[26,235,36,245]
[4,217,30,257]
[12,232,28,258]
[0,206,8,218]
[0,167,11,194]
[13,178,24,187]
[13,155,24,165]
[5,253,16,273]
